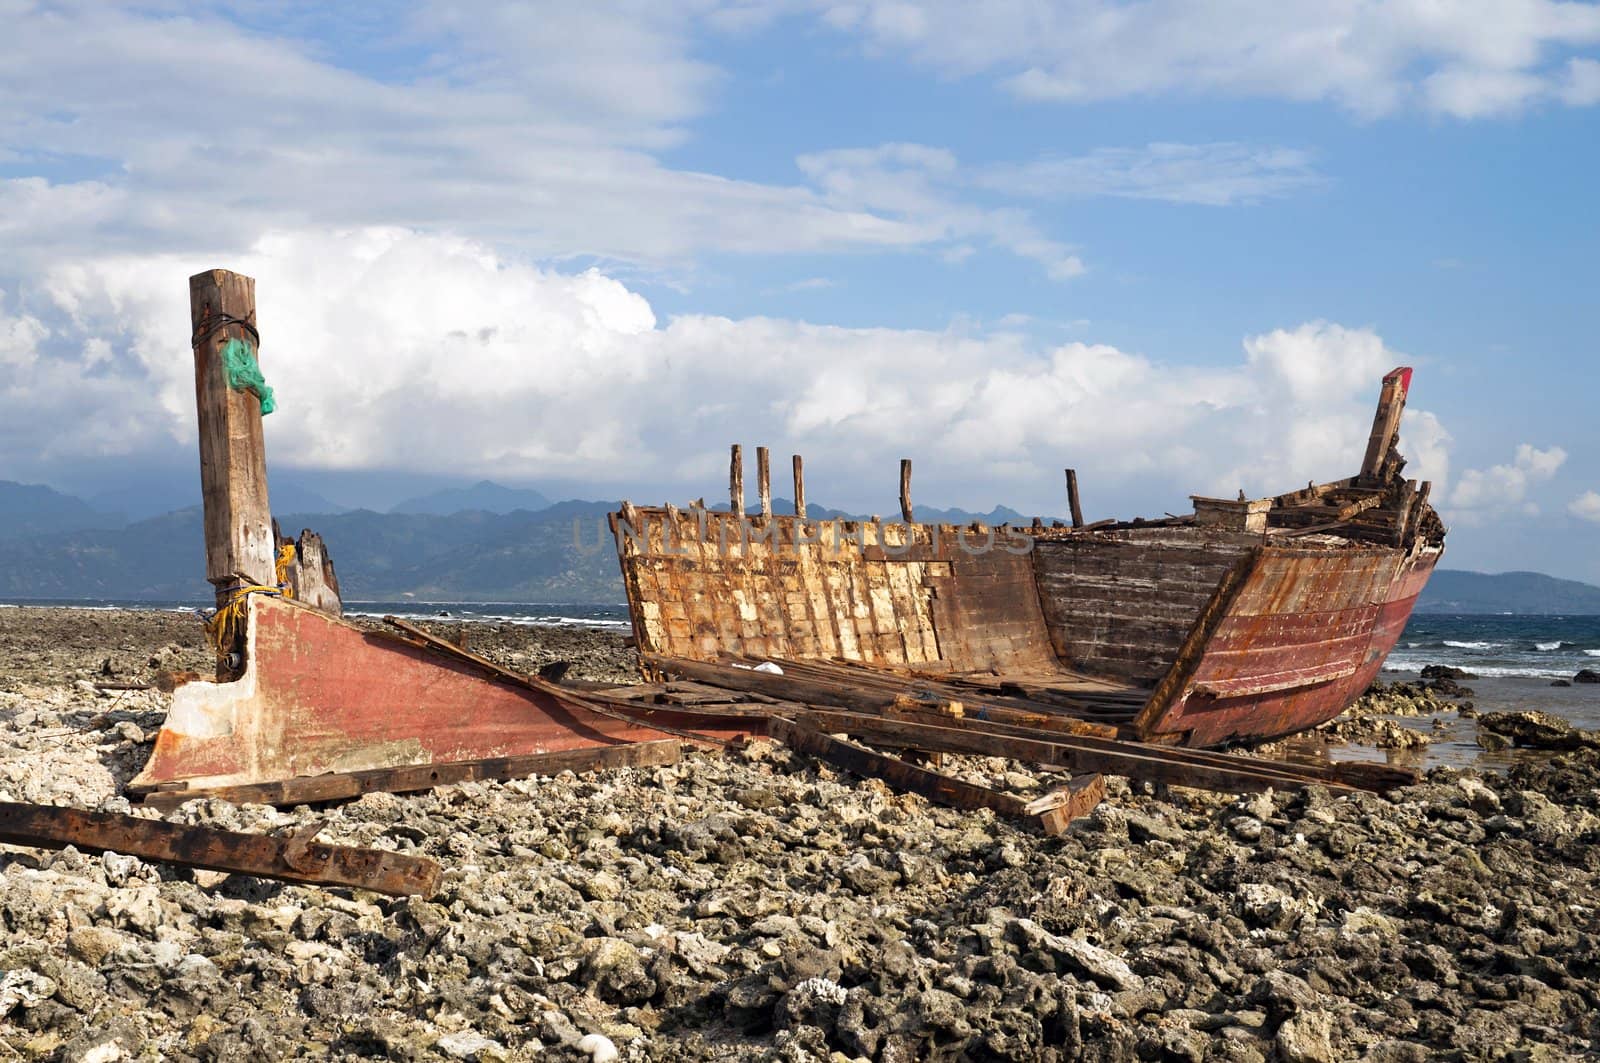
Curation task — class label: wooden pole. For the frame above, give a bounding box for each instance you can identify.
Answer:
[899,459,914,522]
[190,270,275,607]
[1360,367,1412,484]
[730,444,744,515]
[1065,469,1085,529]
[793,455,807,518]
[757,446,772,518]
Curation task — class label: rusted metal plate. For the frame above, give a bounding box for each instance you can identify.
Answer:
[131,595,736,795]
[0,802,440,897]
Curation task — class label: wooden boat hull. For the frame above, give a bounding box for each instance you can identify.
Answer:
[130,595,705,795]
[1135,541,1442,746]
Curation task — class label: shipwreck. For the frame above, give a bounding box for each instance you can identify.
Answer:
[125,268,1431,836]
[611,369,1444,749]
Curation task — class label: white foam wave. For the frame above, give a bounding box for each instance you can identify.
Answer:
[1586,649,1600,658]
[1442,640,1503,650]
[1536,641,1563,651]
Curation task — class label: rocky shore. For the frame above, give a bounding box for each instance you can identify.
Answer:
[3,607,1599,1061]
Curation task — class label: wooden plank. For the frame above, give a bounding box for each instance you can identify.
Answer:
[791,708,1398,794]
[191,269,275,606]
[793,454,807,518]
[730,444,744,516]
[141,740,683,810]
[900,459,914,522]
[0,802,440,897]
[1360,367,1411,483]
[1026,774,1105,835]
[769,717,1026,816]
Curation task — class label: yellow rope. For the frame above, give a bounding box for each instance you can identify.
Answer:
[205,544,297,658]
[275,542,297,600]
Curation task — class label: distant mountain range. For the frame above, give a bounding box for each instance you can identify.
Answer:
[1412,570,1600,615]
[4,479,1599,611]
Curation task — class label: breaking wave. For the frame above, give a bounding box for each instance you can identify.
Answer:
[1442,640,1503,650]
[1536,641,1564,651]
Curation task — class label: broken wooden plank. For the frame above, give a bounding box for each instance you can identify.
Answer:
[0,802,439,897]
[141,740,683,810]
[1025,774,1105,835]
[730,444,745,515]
[900,459,914,522]
[793,454,807,518]
[757,446,772,518]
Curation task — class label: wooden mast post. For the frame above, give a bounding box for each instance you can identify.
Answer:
[730,445,745,516]
[1360,367,1413,485]
[793,455,807,518]
[1065,469,1085,529]
[190,270,276,624]
[757,446,772,518]
[899,459,914,522]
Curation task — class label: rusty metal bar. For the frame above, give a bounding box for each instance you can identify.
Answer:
[0,802,439,897]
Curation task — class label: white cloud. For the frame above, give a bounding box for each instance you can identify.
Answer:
[817,0,1600,118]
[1569,490,1600,522]
[978,143,1324,206]
[1561,57,1600,103]
[4,227,1449,516]
[1448,443,1568,519]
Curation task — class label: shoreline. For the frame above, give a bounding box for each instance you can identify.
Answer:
[3,607,1600,1058]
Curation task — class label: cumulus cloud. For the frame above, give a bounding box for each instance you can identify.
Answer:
[3,228,1445,516]
[1448,443,1568,519]
[1568,491,1600,523]
[817,0,1600,118]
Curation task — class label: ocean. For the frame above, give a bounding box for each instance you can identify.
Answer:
[1386,613,1600,681]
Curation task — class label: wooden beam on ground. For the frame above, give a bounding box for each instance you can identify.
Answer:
[899,459,914,522]
[0,802,439,897]
[770,717,1025,816]
[791,708,1410,795]
[1066,468,1085,529]
[730,444,745,516]
[191,269,276,611]
[140,740,683,810]
[792,454,806,518]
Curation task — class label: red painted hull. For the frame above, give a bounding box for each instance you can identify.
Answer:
[132,596,729,793]
[1137,543,1442,746]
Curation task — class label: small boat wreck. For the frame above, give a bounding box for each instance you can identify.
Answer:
[610,368,1444,749]
[133,267,1425,828]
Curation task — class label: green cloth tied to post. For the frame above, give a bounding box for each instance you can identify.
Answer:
[221,338,276,415]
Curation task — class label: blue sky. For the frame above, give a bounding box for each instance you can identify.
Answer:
[1,1,1597,578]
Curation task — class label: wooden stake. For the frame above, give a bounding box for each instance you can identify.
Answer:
[730,444,745,515]
[793,455,807,518]
[899,459,913,522]
[757,446,772,518]
[191,269,275,605]
[1065,468,1085,529]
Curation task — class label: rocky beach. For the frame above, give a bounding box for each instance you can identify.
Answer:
[2,606,1599,1061]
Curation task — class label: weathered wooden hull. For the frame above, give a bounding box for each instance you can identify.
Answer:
[130,595,701,795]
[1135,541,1442,746]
